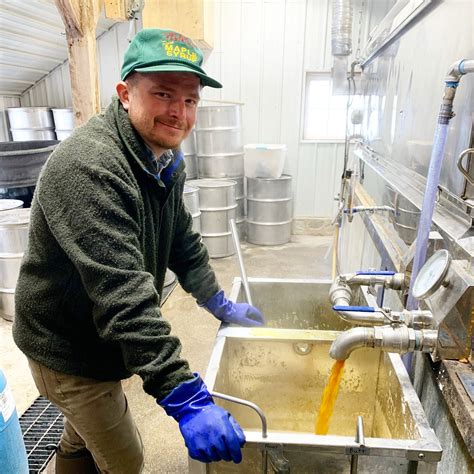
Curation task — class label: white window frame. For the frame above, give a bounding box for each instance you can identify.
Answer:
[300,70,359,143]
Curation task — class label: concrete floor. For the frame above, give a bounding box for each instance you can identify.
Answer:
[0,235,332,473]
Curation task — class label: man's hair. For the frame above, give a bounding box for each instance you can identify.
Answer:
[125,72,141,88]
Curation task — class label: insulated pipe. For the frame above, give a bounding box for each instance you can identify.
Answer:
[331,0,353,56]
[329,326,438,360]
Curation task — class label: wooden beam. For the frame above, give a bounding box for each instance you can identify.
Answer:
[142,0,214,50]
[54,0,102,126]
[104,0,131,21]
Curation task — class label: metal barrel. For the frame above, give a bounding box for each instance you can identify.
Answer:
[187,179,237,258]
[181,130,198,179]
[52,108,74,141]
[0,140,59,190]
[0,208,30,322]
[183,184,201,233]
[194,105,245,244]
[246,175,293,245]
[7,107,56,141]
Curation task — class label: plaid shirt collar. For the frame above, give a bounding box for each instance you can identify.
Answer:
[144,147,173,178]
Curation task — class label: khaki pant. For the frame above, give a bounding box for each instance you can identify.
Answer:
[28,358,144,474]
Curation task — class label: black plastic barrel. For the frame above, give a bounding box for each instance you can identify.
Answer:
[0,140,59,207]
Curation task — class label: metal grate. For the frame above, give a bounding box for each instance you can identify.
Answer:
[19,396,63,473]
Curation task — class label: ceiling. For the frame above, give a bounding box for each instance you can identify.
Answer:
[0,0,117,96]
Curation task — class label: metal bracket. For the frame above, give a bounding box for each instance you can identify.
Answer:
[457,148,474,185]
[345,416,370,473]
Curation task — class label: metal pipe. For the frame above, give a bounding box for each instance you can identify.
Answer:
[329,326,438,360]
[332,306,433,328]
[230,218,253,306]
[350,416,365,474]
[333,272,408,291]
[330,327,375,360]
[333,306,387,326]
[445,59,474,82]
[211,391,267,438]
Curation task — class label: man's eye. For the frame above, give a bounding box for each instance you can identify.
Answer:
[155,92,170,98]
[186,99,197,106]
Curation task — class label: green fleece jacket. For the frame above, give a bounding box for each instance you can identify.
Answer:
[13,97,219,400]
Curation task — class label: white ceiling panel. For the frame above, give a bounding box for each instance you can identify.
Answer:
[0,0,118,96]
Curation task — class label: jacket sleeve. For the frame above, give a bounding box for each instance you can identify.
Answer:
[167,193,220,304]
[36,146,194,400]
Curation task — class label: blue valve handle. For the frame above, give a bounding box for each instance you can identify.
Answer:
[333,305,376,312]
[355,271,396,276]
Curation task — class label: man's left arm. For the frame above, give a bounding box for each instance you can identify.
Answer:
[168,197,264,327]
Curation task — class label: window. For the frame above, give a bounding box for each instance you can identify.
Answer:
[302,72,362,141]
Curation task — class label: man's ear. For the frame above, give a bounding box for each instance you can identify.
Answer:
[116,81,130,110]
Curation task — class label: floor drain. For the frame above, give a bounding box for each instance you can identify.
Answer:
[19,396,63,473]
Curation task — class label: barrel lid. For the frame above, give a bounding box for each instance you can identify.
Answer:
[184,184,199,194]
[7,106,52,112]
[0,208,30,226]
[187,179,237,188]
[0,199,23,211]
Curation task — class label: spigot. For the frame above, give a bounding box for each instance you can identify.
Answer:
[329,325,438,360]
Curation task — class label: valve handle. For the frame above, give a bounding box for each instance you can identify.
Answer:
[355,271,396,276]
[333,305,375,312]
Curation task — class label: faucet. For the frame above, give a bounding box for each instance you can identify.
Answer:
[329,325,438,360]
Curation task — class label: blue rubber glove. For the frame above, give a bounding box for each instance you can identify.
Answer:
[158,374,245,463]
[201,290,265,327]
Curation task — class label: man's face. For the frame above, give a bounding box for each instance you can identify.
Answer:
[117,72,201,152]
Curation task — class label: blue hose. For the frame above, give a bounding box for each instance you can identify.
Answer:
[406,121,449,311]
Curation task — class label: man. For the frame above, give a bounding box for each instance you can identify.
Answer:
[13,28,264,473]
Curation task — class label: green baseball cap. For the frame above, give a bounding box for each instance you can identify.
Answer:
[121,28,222,88]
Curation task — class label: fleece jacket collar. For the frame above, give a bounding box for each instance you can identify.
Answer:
[107,96,185,188]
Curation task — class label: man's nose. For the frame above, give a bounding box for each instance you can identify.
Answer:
[168,99,186,120]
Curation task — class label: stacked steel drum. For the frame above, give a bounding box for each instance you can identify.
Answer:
[187,178,237,258]
[7,107,56,141]
[0,204,30,322]
[243,144,293,246]
[7,107,75,142]
[180,104,245,258]
[181,130,198,180]
[52,108,75,140]
[246,175,293,245]
[195,104,245,241]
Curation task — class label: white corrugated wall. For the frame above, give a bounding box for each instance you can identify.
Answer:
[10,0,362,220]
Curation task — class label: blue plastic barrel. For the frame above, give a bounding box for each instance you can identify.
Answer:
[0,368,29,473]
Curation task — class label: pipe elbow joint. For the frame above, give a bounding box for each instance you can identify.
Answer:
[329,278,353,306]
[329,327,374,360]
[446,59,474,83]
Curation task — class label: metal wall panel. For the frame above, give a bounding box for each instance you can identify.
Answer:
[201,0,352,218]
[359,0,474,198]
[0,95,20,141]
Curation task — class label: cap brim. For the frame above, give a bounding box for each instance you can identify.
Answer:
[134,63,222,88]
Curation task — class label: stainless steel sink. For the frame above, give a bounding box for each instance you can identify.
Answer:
[228,277,369,331]
[189,279,442,473]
